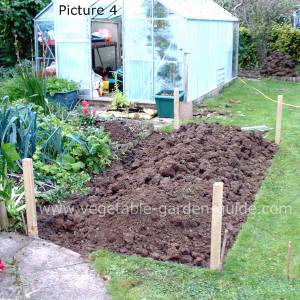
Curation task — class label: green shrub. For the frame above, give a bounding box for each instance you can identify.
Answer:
[239,27,258,69]
[0,76,24,101]
[47,77,79,96]
[0,60,34,101]
[0,0,49,66]
[269,24,300,63]
[0,66,16,81]
[295,65,300,77]
[0,68,48,111]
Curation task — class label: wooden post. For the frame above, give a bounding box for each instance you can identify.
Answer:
[174,88,180,130]
[275,95,283,145]
[210,182,224,271]
[184,57,189,102]
[23,158,38,238]
[0,202,9,230]
[286,241,292,280]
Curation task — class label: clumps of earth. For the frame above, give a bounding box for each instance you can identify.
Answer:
[96,119,153,145]
[260,51,296,77]
[39,123,276,267]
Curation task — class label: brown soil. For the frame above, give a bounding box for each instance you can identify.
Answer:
[38,124,276,267]
[260,51,296,77]
[239,69,261,79]
[99,120,137,144]
[193,107,232,118]
[95,119,153,145]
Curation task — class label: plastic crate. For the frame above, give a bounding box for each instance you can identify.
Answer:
[47,90,78,110]
[155,90,185,118]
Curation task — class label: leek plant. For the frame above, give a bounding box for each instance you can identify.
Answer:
[17,66,49,113]
[0,97,37,159]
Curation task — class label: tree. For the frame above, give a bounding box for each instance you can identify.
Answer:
[0,0,49,66]
[215,0,297,63]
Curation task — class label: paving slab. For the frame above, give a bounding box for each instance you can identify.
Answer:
[0,271,23,300]
[0,232,31,261]
[0,232,110,300]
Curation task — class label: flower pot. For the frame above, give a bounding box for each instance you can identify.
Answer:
[47,90,79,110]
[155,90,185,118]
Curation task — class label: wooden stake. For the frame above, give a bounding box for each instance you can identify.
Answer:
[210,182,224,271]
[275,95,283,145]
[219,229,229,271]
[184,61,189,102]
[0,202,9,230]
[21,211,28,235]
[23,158,38,238]
[286,241,292,280]
[174,88,180,130]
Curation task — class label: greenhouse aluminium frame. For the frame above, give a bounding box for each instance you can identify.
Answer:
[34,0,239,103]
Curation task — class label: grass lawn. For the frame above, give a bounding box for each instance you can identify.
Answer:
[91,79,300,299]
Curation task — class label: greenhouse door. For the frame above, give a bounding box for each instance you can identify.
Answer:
[53,0,92,97]
[123,1,154,103]
[123,19,154,103]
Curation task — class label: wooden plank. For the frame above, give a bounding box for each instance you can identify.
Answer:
[23,158,38,238]
[210,182,224,271]
[184,62,189,102]
[275,95,283,145]
[174,88,180,130]
[0,202,9,230]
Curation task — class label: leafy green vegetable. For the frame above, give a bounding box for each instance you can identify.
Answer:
[47,77,79,96]
[0,143,23,229]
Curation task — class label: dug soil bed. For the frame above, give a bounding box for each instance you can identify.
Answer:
[95,119,154,145]
[38,124,276,267]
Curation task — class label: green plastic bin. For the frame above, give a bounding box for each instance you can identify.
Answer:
[155,90,185,118]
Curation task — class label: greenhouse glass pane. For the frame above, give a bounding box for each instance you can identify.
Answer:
[158,0,237,21]
[124,60,153,101]
[90,0,123,19]
[154,61,183,93]
[153,0,175,18]
[57,42,91,91]
[36,4,54,21]
[124,19,152,61]
[35,21,55,69]
[123,0,152,19]
[153,19,184,62]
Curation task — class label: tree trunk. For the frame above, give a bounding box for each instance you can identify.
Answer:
[0,202,9,230]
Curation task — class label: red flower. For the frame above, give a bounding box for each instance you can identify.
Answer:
[93,108,97,117]
[82,100,89,107]
[0,260,5,272]
[82,107,89,117]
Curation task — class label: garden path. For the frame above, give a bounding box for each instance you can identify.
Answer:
[0,232,110,300]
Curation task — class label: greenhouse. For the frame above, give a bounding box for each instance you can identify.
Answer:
[34,0,239,103]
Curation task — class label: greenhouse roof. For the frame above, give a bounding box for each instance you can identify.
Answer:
[35,0,238,22]
[35,2,54,21]
[160,0,238,21]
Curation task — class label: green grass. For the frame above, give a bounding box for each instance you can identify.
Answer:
[91,79,300,299]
